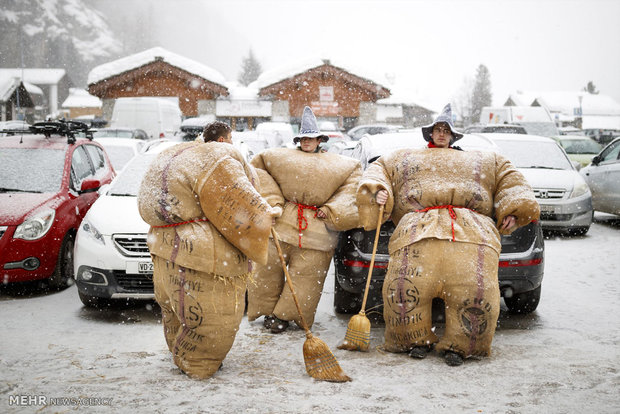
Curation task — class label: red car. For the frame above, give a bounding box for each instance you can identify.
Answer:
[0,121,115,287]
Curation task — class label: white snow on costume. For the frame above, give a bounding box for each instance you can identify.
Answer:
[357,147,540,357]
[138,140,273,379]
[248,147,362,328]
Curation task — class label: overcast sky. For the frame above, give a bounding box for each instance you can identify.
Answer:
[130,0,620,110]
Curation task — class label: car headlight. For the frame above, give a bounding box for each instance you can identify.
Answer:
[81,220,105,245]
[570,174,590,198]
[14,209,56,240]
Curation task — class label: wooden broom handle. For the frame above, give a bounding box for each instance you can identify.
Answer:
[360,204,385,314]
[271,228,311,333]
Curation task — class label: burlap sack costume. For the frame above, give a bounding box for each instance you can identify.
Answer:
[247,147,362,328]
[138,140,273,379]
[357,147,540,358]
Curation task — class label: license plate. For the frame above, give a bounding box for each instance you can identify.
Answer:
[138,262,153,273]
[540,204,555,213]
[127,261,153,274]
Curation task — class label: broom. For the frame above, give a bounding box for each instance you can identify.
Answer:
[270,228,351,382]
[338,204,385,352]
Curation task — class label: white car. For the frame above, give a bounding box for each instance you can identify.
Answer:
[482,133,593,235]
[346,123,402,141]
[94,137,149,172]
[74,140,180,307]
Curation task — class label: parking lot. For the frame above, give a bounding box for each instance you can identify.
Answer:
[1,214,619,413]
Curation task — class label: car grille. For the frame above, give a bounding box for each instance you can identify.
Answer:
[533,188,566,199]
[0,226,7,239]
[114,271,154,292]
[112,234,150,257]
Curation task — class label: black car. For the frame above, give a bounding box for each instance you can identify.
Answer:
[333,131,545,315]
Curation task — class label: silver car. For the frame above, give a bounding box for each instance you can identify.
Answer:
[580,137,620,216]
[483,133,593,235]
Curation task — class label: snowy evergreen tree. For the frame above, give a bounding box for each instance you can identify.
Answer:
[471,64,493,124]
[237,49,262,86]
[583,81,599,94]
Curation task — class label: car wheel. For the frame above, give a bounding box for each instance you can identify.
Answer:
[48,233,75,289]
[334,278,362,314]
[504,285,542,314]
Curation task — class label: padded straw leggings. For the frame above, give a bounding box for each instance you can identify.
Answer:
[382,238,500,358]
[152,256,246,379]
[247,239,333,328]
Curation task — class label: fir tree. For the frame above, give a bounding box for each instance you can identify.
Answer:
[583,81,599,94]
[237,49,262,86]
[471,64,493,124]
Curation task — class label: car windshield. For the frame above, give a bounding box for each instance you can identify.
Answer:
[108,154,155,196]
[93,130,134,138]
[494,140,573,170]
[102,145,136,171]
[559,138,602,154]
[0,148,65,193]
[520,123,559,137]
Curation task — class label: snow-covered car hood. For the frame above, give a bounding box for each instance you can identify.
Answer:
[0,192,61,225]
[84,194,148,234]
[518,168,577,190]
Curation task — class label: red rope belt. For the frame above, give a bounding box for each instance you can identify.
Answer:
[292,201,318,248]
[152,218,209,228]
[414,205,474,241]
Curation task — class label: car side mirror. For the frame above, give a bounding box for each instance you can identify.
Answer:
[80,178,101,193]
[571,160,581,171]
[591,155,601,166]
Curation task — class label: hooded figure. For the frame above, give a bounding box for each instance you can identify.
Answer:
[357,103,540,366]
[137,121,277,379]
[247,106,362,333]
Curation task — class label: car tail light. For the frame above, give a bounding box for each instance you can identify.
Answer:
[343,259,388,269]
[498,258,543,267]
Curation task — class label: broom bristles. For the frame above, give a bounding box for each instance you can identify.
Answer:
[338,313,371,352]
[303,335,351,382]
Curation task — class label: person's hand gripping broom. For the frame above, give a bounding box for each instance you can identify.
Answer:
[338,204,385,351]
[270,228,351,382]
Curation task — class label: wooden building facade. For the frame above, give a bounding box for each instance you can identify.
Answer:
[256,60,390,130]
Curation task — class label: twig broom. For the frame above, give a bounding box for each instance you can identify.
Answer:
[270,228,351,382]
[338,204,385,352]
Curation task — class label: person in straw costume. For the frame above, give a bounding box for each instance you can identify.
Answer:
[247,106,362,333]
[357,104,540,366]
[138,121,279,379]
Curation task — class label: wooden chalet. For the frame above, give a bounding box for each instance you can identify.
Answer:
[87,47,228,119]
[254,59,390,129]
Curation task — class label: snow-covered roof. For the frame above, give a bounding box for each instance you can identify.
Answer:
[581,115,620,130]
[505,91,538,106]
[223,81,260,100]
[23,82,43,95]
[0,68,66,85]
[249,56,388,91]
[506,90,620,116]
[61,88,102,108]
[0,77,19,102]
[87,46,227,86]
[534,92,620,116]
[0,77,41,102]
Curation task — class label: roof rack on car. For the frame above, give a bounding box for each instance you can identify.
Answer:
[29,119,94,144]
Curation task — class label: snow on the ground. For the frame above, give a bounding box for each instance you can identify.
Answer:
[1,215,619,413]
